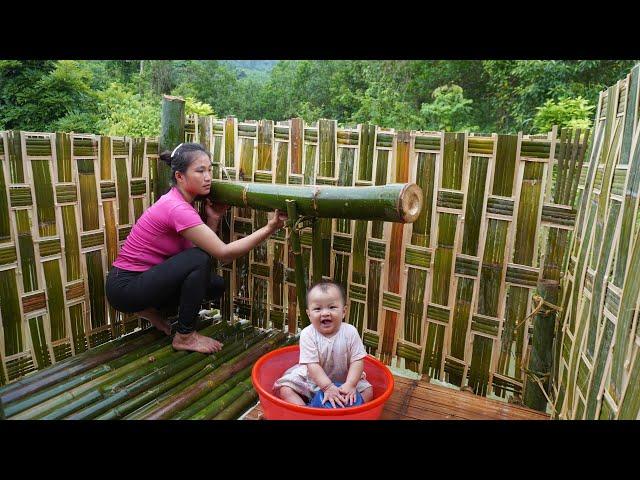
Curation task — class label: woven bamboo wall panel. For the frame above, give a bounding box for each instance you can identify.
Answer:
[0,131,158,385]
[556,64,640,419]
[189,114,589,399]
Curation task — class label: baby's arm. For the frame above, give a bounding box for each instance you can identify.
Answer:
[338,359,364,405]
[306,363,345,408]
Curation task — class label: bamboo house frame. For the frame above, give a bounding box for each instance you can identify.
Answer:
[1,63,639,419]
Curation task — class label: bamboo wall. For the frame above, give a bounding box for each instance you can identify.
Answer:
[0,132,158,385]
[188,115,589,399]
[555,64,640,419]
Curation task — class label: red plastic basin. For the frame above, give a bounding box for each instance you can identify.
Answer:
[251,345,394,420]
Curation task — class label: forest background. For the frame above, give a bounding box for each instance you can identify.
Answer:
[0,60,636,137]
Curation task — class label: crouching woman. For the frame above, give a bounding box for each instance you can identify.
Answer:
[106,142,286,354]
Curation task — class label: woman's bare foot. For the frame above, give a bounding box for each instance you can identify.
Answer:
[136,308,171,336]
[172,331,223,354]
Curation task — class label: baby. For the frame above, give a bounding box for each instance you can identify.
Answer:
[274,280,373,408]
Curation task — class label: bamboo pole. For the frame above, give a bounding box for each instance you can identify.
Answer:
[157,95,185,199]
[140,331,286,419]
[286,200,310,328]
[212,388,258,420]
[209,180,423,223]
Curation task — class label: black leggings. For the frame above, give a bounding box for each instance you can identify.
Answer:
[105,247,225,334]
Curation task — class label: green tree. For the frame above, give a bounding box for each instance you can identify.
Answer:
[533,97,594,133]
[419,84,478,132]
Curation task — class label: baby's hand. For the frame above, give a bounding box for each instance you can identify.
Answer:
[338,383,358,406]
[322,384,346,408]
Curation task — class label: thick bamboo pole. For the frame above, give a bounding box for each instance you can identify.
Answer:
[157,95,185,199]
[209,180,423,223]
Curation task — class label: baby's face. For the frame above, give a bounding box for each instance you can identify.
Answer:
[306,285,346,336]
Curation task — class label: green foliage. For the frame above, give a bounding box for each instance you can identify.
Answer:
[184,97,214,117]
[533,97,595,133]
[96,83,160,137]
[419,84,479,132]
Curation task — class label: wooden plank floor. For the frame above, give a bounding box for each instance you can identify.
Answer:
[242,375,550,420]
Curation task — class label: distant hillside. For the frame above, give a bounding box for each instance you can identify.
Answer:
[224,60,276,82]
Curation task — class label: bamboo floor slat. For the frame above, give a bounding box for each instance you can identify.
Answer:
[242,375,550,420]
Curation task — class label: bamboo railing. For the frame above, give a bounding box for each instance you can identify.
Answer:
[555,64,640,419]
[0,114,589,406]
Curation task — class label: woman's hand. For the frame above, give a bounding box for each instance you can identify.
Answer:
[205,199,229,222]
[338,382,358,406]
[267,209,287,231]
[322,384,346,408]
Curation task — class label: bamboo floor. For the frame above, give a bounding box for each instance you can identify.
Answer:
[242,375,550,420]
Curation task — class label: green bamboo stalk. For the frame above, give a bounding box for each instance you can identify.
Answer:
[311,217,323,283]
[286,200,310,328]
[118,329,265,420]
[212,388,258,420]
[15,209,38,292]
[157,95,185,198]
[30,160,57,237]
[448,277,474,386]
[61,205,80,281]
[9,323,229,419]
[116,157,130,225]
[177,365,253,420]
[86,250,106,329]
[140,331,286,419]
[192,376,254,420]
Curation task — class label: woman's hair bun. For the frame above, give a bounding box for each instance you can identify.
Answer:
[159,151,173,167]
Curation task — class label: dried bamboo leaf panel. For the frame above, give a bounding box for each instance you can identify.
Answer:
[468,334,493,396]
[422,322,445,379]
[348,300,365,335]
[24,137,52,157]
[69,303,88,355]
[450,277,474,363]
[404,246,431,268]
[274,141,288,185]
[614,134,640,287]
[272,242,284,307]
[30,160,56,237]
[303,144,316,185]
[396,342,422,364]
[618,349,640,419]
[610,168,626,196]
[28,316,51,369]
[404,268,427,345]
[351,220,368,284]
[54,184,77,204]
[99,136,112,180]
[77,159,99,231]
[585,200,621,358]
[81,232,104,249]
[333,254,349,293]
[598,394,615,420]
[414,135,441,150]
[540,204,577,227]
[7,131,24,183]
[74,137,98,157]
[238,123,256,136]
[42,259,65,341]
[235,248,250,301]
[565,297,590,411]
[61,205,80,281]
[619,66,640,167]
[318,119,336,178]
[437,190,464,210]
[478,219,508,317]
[55,132,72,182]
[367,239,386,260]
[0,269,23,355]
[224,117,235,170]
[336,147,356,233]
[318,217,331,277]
[0,245,17,265]
[584,317,615,418]
[15,210,38,292]
[253,211,268,263]
[426,303,450,323]
[133,198,144,222]
[455,255,479,276]
[85,251,106,329]
[118,226,132,242]
[431,213,458,305]
[115,158,130,225]
[371,150,390,239]
[130,179,146,196]
[410,152,436,247]
[380,310,398,364]
[493,134,518,196]
[441,133,465,190]
[290,118,303,175]
[5,354,36,383]
[270,308,284,330]
[146,140,159,155]
[505,264,539,287]
[0,157,11,242]
[131,138,145,178]
[471,314,500,337]
[363,331,379,354]
[250,277,268,329]
[576,356,590,400]
[513,162,544,265]
[376,132,393,148]
[604,285,620,316]
[366,260,382,332]
[337,130,359,146]
[462,155,489,256]
[358,124,375,182]
[9,187,32,207]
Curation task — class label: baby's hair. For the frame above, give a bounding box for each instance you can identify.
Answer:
[159,142,211,186]
[306,280,346,306]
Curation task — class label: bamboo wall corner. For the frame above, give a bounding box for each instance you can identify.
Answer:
[0,113,591,403]
[555,64,640,420]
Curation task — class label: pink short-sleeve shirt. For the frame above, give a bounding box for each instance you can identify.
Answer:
[112,187,204,271]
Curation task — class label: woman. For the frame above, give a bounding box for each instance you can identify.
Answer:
[105,142,286,354]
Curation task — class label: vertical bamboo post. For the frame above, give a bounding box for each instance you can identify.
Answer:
[286,200,310,328]
[157,95,185,199]
[523,280,557,411]
[311,217,323,284]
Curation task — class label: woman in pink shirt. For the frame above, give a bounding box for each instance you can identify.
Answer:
[106,143,286,354]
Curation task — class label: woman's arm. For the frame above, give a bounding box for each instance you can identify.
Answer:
[181,210,286,263]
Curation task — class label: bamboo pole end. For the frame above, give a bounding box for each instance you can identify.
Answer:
[399,183,424,223]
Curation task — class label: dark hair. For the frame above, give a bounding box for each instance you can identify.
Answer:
[159,142,211,186]
[306,280,346,306]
